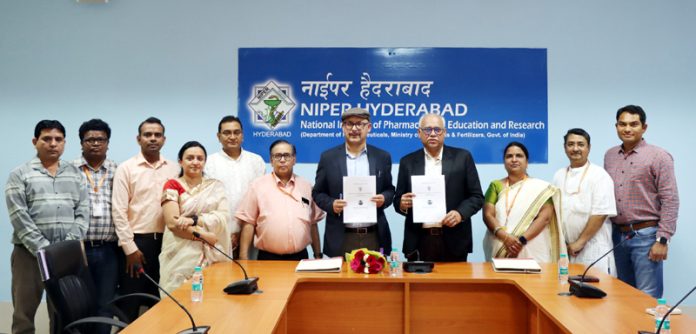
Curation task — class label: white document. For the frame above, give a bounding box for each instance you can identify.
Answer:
[342,176,377,223]
[295,257,343,273]
[492,258,542,273]
[411,175,447,223]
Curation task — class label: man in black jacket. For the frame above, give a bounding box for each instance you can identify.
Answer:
[395,113,484,261]
[312,108,394,258]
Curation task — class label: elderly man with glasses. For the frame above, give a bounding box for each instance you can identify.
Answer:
[312,107,396,258]
[236,140,325,260]
[394,113,484,262]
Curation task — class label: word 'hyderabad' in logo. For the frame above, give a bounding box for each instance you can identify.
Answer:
[248,81,296,129]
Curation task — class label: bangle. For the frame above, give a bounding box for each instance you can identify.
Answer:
[493,226,505,237]
[192,215,198,226]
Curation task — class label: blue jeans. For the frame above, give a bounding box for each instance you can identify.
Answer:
[85,241,119,334]
[612,226,663,298]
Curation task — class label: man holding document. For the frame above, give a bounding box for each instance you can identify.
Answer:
[312,108,395,258]
[395,114,484,262]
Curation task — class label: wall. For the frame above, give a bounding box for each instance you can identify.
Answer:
[1,0,694,308]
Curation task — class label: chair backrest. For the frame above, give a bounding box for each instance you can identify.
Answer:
[37,240,98,332]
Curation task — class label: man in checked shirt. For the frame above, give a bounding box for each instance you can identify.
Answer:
[6,120,89,334]
[72,119,118,334]
[604,105,680,298]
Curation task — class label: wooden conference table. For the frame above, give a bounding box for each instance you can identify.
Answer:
[122,261,696,333]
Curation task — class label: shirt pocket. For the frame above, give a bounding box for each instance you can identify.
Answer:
[295,203,312,225]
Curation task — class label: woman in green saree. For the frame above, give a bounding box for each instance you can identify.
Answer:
[482,142,566,263]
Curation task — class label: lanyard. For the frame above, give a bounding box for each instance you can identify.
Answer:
[564,162,590,195]
[504,176,526,226]
[83,166,106,193]
[276,180,299,203]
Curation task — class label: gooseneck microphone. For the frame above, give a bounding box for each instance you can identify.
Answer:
[134,264,210,334]
[402,249,435,273]
[193,231,259,295]
[569,231,636,298]
[638,284,696,334]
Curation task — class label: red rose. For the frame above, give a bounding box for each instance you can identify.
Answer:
[366,255,384,273]
[350,256,365,273]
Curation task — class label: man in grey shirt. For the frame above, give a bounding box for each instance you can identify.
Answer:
[5,120,89,334]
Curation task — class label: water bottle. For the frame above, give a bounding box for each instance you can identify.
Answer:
[654,298,671,333]
[389,247,402,277]
[558,253,569,285]
[191,266,203,302]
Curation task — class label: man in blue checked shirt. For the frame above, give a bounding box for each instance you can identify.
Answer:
[71,119,118,334]
[6,120,89,334]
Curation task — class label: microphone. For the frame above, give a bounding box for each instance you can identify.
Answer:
[192,231,259,295]
[569,231,636,298]
[134,264,210,334]
[402,249,435,273]
[638,284,696,334]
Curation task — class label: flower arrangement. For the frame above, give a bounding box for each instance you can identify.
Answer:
[345,248,387,274]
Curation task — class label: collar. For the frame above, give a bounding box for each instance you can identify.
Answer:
[619,138,647,154]
[30,157,65,173]
[75,156,110,171]
[568,160,590,172]
[423,147,443,162]
[220,148,245,161]
[272,172,296,187]
[136,152,167,168]
[345,144,368,159]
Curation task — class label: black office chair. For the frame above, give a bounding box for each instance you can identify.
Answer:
[37,240,159,334]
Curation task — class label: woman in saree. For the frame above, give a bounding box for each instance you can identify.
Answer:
[159,141,231,292]
[482,141,566,263]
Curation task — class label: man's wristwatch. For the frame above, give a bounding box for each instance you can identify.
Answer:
[656,236,668,245]
[518,235,528,245]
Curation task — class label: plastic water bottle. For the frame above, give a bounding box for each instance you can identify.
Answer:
[654,298,671,333]
[558,254,569,285]
[389,248,402,277]
[191,266,203,302]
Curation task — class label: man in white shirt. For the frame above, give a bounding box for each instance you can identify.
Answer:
[204,115,265,257]
[552,128,617,275]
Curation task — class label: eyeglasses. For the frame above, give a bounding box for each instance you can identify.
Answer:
[83,137,108,145]
[271,153,295,161]
[343,121,370,130]
[420,127,444,135]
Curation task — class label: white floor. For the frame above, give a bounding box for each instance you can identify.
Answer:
[0,302,50,334]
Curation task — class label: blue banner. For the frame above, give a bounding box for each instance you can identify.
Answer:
[238,48,548,163]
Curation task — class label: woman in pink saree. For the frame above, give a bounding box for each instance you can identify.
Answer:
[159,141,231,292]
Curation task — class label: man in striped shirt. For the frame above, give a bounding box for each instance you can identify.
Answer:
[6,120,89,334]
[604,105,679,298]
[72,119,118,334]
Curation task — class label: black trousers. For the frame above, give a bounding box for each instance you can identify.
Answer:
[117,233,162,322]
[257,248,308,261]
[417,228,468,262]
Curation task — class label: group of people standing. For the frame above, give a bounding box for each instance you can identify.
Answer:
[6,104,678,334]
[480,105,678,302]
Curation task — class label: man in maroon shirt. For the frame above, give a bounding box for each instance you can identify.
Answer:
[604,105,679,298]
